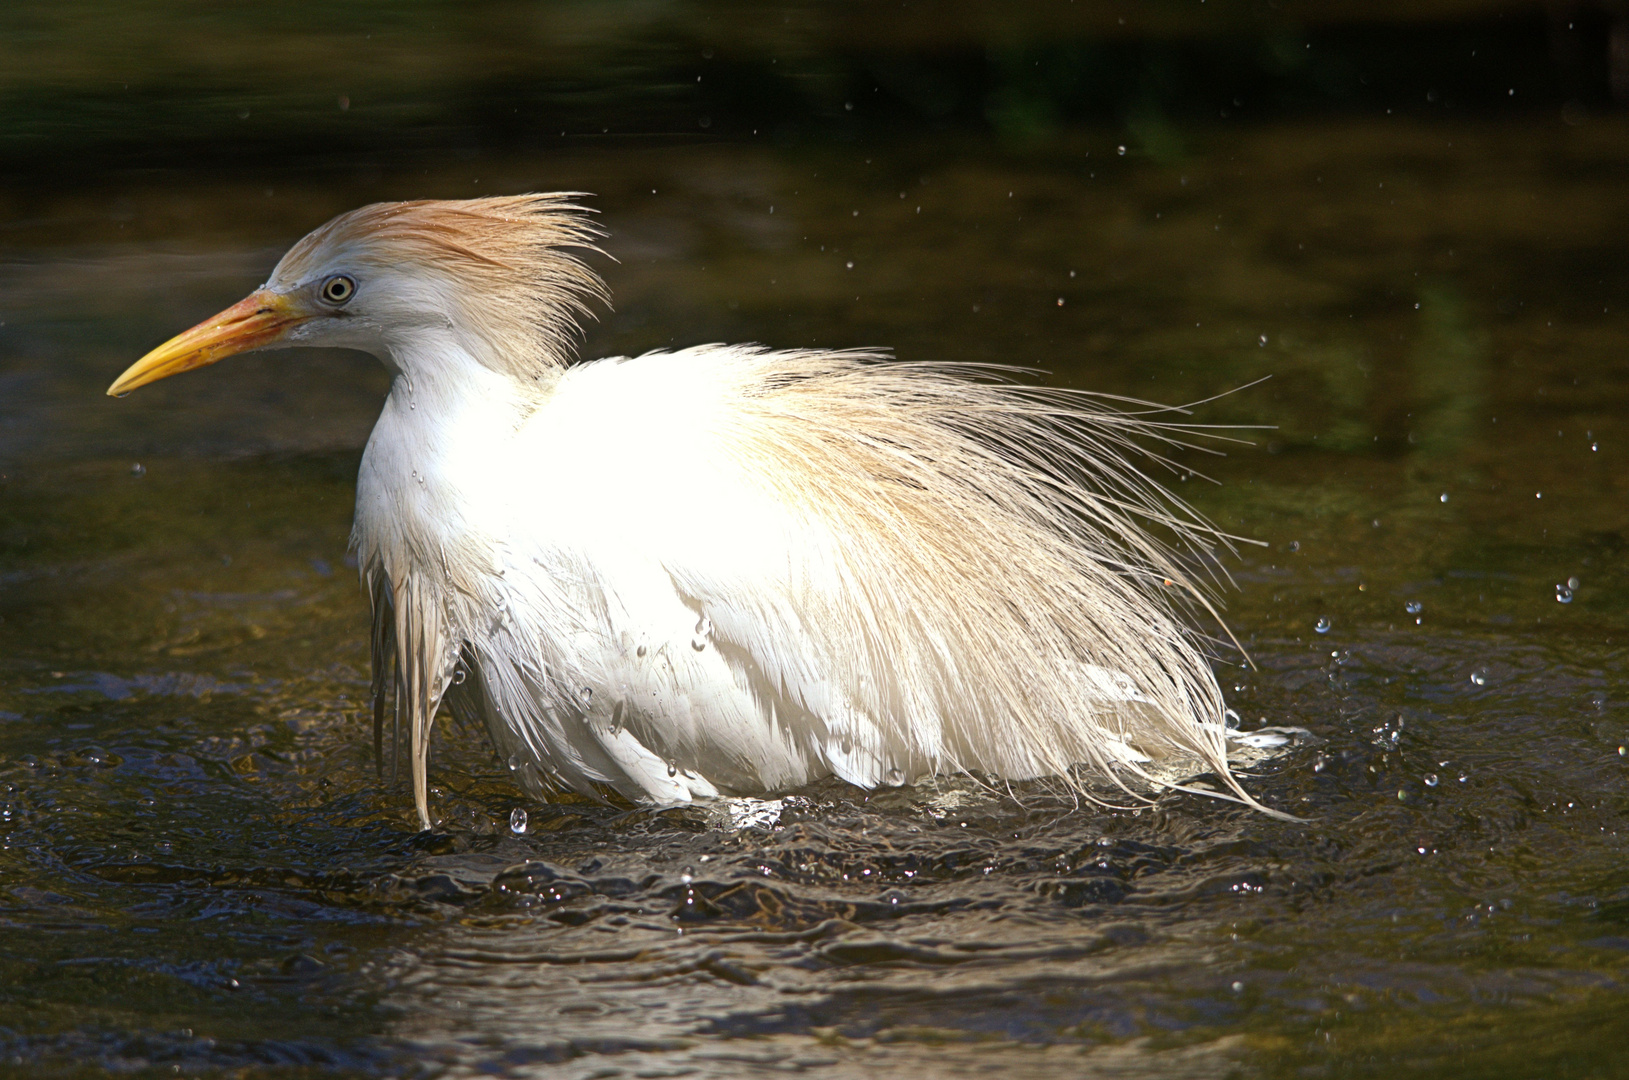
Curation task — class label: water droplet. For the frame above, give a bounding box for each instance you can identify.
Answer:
[1618,746,1627,757]
[695,616,712,637]
[1568,576,1580,590]
[680,866,694,884]
[1259,334,1268,346]
[1117,145,1127,155]
[1470,671,1486,686]
[130,463,146,477]
[1424,773,1439,787]
[1555,586,1573,604]
[886,767,904,784]
[691,636,707,651]
[580,685,593,702]
[845,260,854,269]
[636,644,648,657]
[452,667,466,685]
[1314,617,1332,634]
[506,754,519,771]
[667,761,678,777]
[1231,981,1244,993]
[1439,492,1449,503]
[1287,540,1300,553]
[1591,442,1598,451]
[1406,601,1423,614]
[509,807,528,834]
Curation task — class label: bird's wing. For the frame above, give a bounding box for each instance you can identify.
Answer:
[483,346,929,796]
[491,345,1234,801]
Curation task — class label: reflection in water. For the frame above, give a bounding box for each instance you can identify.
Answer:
[1,117,1628,1077]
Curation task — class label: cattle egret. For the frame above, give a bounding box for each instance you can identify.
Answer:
[109,194,1277,828]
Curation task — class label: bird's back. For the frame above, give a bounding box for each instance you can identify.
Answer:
[435,344,1238,807]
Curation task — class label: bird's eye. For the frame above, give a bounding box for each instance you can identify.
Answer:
[321,275,356,304]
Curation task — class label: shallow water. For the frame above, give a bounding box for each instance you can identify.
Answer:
[3,115,1629,1078]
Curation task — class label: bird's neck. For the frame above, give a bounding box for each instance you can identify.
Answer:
[354,331,550,589]
[386,329,550,412]
[380,322,565,398]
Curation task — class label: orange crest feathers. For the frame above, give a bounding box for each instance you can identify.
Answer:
[276,194,611,374]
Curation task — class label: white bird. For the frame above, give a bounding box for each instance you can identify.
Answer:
[109,193,1276,828]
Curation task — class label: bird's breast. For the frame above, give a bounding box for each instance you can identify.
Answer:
[354,377,529,594]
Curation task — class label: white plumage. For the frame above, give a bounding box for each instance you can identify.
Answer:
[109,194,1276,828]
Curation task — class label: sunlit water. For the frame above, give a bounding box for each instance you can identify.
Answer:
[2,120,1628,1078]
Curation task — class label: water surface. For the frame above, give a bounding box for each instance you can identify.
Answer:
[3,115,1628,1077]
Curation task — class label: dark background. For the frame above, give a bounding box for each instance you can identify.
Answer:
[3,1,1624,177]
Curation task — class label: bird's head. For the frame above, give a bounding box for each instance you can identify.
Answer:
[107,193,608,396]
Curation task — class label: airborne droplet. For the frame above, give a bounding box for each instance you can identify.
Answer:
[509,807,528,835]
[1314,617,1332,634]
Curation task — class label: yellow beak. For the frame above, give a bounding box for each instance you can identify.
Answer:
[107,291,308,397]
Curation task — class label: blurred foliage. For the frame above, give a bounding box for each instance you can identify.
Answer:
[0,0,1618,174]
